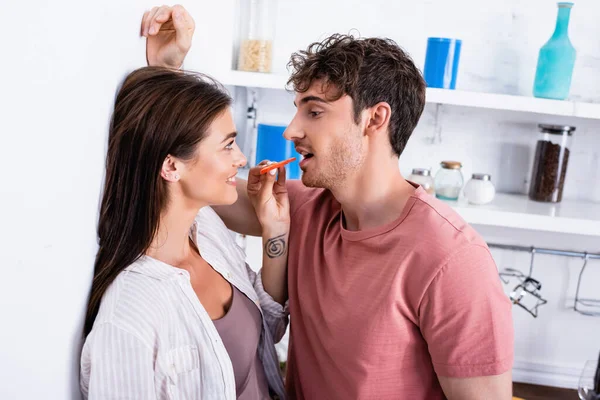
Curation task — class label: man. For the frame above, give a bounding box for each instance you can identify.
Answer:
[143,5,514,399]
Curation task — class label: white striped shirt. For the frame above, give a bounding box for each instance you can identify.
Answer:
[80,206,288,399]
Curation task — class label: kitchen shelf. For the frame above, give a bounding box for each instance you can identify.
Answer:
[426,88,600,120]
[218,70,289,90]
[216,70,600,120]
[443,193,600,237]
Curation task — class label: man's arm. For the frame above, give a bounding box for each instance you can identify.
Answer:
[212,178,263,236]
[438,372,512,400]
[141,6,273,236]
[142,5,194,69]
[245,162,290,305]
[419,243,514,400]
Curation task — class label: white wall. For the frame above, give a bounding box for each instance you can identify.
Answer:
[232,0,600,389]
[0,1,215,399]
[0,3,139,399]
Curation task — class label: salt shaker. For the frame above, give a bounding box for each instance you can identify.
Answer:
[463,174,496,205]
[407,168,435,195]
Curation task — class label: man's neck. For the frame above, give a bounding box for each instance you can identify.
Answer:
[331,156,415,232]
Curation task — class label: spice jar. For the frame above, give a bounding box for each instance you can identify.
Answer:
[237,0,275,73]
[434,161,464,201]
[528,124,574,203]
[408,168,435,195]
[464,174,496,205]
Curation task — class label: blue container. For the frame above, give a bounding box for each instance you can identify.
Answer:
[533,2,576,100]
[423,37,462,89]
[255,124,301,179]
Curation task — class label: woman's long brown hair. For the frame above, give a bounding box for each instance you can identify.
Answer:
[84,67,231,336]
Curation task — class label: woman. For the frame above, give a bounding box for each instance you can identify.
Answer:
[80,66,289,399]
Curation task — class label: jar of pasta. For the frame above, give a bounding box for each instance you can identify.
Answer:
[237,0,275,73]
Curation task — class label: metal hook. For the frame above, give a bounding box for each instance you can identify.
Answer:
[427,103,443,144]
[528,247,536,277]
[509,276,547,318]
[242,89,260,167]
[573,253,600,316]
[498,247,536,284]
[499,248,548,318]
[575,253,589,303]
[499,267,526,285]
[248,89,258,128]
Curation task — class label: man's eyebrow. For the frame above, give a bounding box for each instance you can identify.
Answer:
[293,95,329,108]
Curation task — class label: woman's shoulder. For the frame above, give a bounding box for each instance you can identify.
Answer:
[94,259,178,333]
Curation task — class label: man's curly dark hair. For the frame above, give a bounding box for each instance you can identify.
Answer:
[287,34,426,157]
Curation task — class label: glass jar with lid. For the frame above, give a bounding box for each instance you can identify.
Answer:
[464,173,496,205]
[407,168,435,195]
[237,0,275,73]
[434,161,464,201]
[528,124,574,203]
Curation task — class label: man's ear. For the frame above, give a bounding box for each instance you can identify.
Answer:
[160,155,181,182]
[364,102,392,137]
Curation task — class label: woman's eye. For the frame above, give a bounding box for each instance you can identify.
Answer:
[309,111,322,117]
[225,140,234,150]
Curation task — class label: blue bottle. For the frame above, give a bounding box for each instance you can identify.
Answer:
[533,2,576,100]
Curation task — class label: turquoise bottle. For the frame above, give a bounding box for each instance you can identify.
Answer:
[533,2,576,100]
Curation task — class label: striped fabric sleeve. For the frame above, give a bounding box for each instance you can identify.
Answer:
[245,263,289,343]
[85,323,158,400]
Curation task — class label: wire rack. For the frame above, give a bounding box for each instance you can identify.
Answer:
[489,242,600,317]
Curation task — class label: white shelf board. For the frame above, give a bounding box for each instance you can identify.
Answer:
[218,70,289,90]
[216,70,600,120]
[443,193,600,237]
[426,88,600,120]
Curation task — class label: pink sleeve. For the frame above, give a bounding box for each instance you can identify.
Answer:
[419,244,514,378]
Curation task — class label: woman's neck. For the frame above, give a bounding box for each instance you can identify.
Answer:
[146,196,206,267]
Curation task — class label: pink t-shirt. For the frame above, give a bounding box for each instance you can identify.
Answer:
[284,181,514,399]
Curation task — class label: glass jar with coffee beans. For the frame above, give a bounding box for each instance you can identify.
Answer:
[528,124,575,203]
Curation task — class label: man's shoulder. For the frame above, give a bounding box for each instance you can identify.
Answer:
[408,190,486,247]
[387,190,491,278]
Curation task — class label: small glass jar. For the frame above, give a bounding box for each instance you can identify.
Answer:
[237,0,275,73]
[408,168,435,195]
[464,174,496,205]
[434,161,464,200]
[528,124,574,203]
